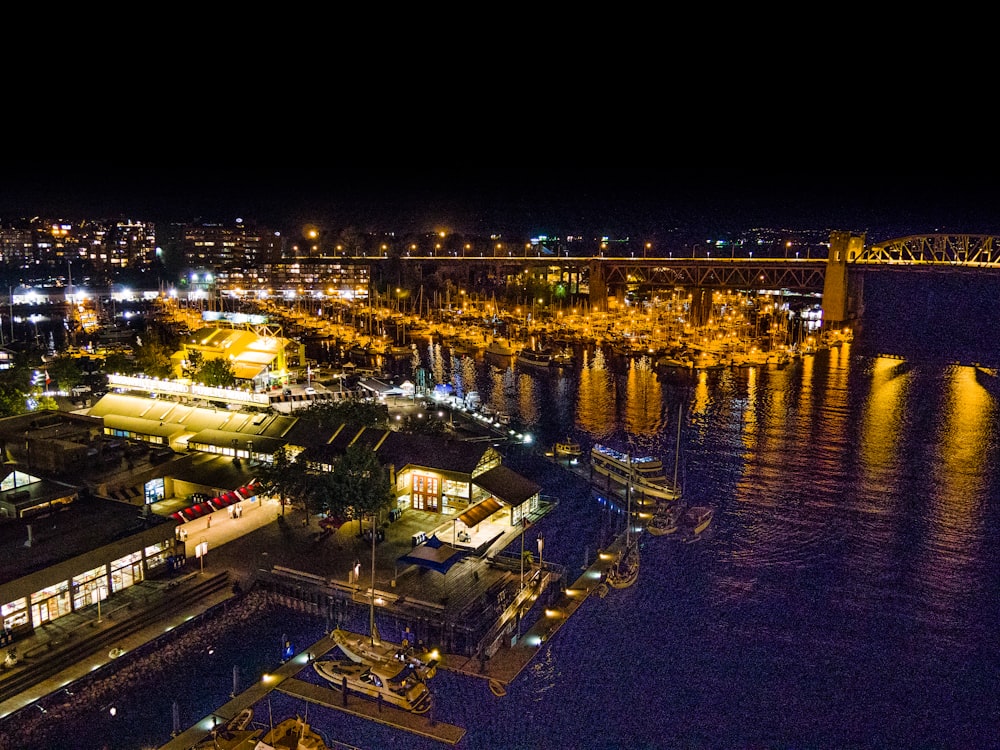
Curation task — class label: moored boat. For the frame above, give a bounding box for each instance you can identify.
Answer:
[682,505,713,535]
[646,503,681,536]
[591,444,680,501]
[553,436,582,458]
[484,338,517,357]
[332,627,438,680]
[313,658,432,713]
[256,716,327,750]
[193,708,260,749]
[517,347,553,367]
[606,539,640,589]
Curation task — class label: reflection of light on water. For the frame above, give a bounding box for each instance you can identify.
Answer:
[624,356,662,436]
[914,365,995,638]
[858,356,908,500]
[576,353,613,436]
[517,372,539,424]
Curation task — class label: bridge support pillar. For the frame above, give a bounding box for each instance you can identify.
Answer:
[822,231,864,328]
[588,260,608,312]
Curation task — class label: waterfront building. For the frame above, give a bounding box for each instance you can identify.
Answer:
[0,489,179,641]
[172,320,305,390]
[0,376,541,644]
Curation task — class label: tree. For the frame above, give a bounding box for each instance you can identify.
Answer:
[103,351,138,375]
[328,442,394,635]
[297,400,389,430]
[44,357,83,392]
[256,446,338,526]
[256,446,308,519]
[192,357,236,387]
[133,332,175,378]
[328,442,394,532]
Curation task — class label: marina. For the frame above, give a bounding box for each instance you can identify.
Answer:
[2,279,998,749]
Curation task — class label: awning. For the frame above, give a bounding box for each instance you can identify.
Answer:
[397,534,468,574]
[457,497,503,528]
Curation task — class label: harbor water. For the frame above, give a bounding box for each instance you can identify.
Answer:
[15,341,1000,749]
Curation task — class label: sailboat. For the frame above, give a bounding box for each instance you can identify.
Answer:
[256,715,328,750]
[333,514,438,679]
[606,454,640,589]
[668,404,684,502]
[331,625,438,680]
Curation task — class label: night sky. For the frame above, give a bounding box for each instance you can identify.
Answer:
[2,165,999,240]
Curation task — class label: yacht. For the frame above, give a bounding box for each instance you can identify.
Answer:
[313,658,432,713]
[517,347,553,368]
[590,444,681,501]
[682,505,714,535]
[485,338,517,357]
[256,716,328,750]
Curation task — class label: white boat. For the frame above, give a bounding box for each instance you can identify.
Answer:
[606,538,640,589]
[646,503,681,536]
[682,505,713,535]
[517,347,553,367]
[193,709,259,749]
[484,338,517,357]
[591,444,680,501]
[551,347,575,367]
[313,658,432,713]
[256,716,327,750]
[331,627,438,680]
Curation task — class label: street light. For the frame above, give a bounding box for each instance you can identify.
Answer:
[537,535,544,582]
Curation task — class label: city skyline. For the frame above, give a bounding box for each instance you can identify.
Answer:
[4,165,1000,240]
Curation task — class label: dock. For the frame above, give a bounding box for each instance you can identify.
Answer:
[157,629,465,748]
[278,677,465,745]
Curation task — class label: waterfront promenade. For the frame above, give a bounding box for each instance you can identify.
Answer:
[0,395,628,747]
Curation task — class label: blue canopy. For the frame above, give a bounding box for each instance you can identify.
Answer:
[398,534,467,574]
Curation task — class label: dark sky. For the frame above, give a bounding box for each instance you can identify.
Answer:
[2,165,998,241]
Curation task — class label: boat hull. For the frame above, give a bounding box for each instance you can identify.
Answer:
[590,446,681,501]
[683,506,713,535]
[332,628,437,679]
[606,543,640,589]
[313,659,432,713]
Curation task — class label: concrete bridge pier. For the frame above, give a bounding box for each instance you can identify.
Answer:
[822,231,865,329]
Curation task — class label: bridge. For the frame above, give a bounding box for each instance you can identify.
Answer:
[352,232,1000,326]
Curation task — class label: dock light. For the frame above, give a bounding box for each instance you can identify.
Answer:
[545,608,561,618]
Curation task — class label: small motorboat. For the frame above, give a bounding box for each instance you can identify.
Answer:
[682,506,713,535]
[257,716,327,750]
[554,437,582,458]
[313,658,432,713]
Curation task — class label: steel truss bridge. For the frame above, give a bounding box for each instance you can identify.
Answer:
[858,234,1000,268]
[360,234,1000,295]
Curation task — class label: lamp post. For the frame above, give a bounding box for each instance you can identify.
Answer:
[537,535,544,583]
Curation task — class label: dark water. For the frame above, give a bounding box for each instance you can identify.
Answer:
[22,341,1000,749]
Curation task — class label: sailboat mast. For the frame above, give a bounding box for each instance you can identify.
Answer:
[673,404,682,492]
[370,514,376,643]
[625,452,632,546]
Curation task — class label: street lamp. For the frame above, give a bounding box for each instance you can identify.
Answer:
[537,535,544,581]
